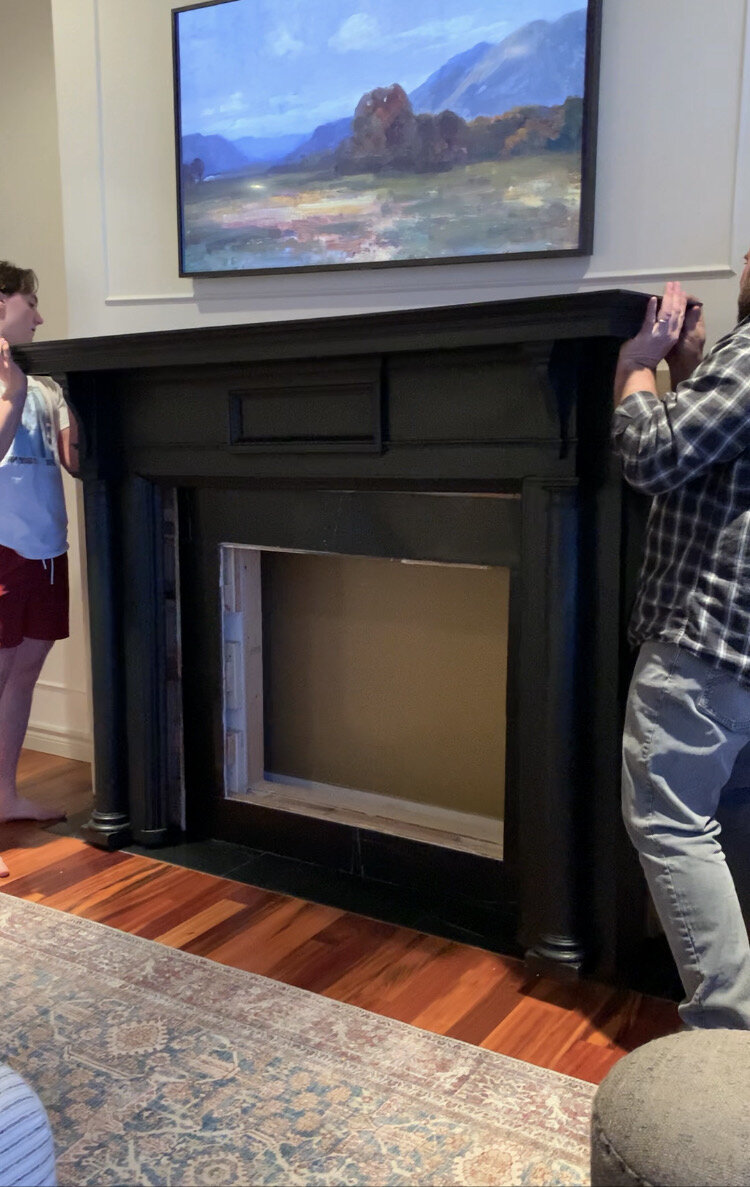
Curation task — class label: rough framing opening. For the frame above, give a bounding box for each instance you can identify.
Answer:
[220,545,508,858]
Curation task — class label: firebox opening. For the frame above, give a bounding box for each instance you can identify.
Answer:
[220,545,508,859]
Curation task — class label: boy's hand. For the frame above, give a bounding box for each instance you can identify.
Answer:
[0,338,27,401]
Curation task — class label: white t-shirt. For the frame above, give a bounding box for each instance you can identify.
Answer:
[0,376,69,559]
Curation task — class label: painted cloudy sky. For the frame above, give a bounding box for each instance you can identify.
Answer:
[177,0,582,140]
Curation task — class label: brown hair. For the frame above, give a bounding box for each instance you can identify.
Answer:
[0,261,38,298]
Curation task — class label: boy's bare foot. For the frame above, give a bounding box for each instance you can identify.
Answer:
[0,856,8,877]
[0,797,66,824]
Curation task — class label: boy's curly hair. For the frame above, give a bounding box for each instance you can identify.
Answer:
[0,262,37,297]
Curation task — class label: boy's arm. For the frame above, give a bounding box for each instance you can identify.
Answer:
[57,420,80,476]
[0,338,28,463]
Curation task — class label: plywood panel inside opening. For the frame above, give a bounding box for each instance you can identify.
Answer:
[261,551,508,821]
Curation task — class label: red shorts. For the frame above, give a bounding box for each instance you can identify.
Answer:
[0,544,69,649]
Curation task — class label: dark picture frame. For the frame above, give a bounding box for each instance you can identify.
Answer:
[172,0,602,278]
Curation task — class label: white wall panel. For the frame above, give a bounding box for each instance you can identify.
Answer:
[49,0,750,341]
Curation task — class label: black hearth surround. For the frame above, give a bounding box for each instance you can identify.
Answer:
[16,292,651,985]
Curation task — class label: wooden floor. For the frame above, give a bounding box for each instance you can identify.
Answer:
[0,750,680,1085]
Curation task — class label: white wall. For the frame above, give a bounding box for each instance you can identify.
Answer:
[0,0,68,339]
[0,0,92,762]
[49,0,750,344]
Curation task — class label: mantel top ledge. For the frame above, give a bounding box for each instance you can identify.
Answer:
[15,289,649,376]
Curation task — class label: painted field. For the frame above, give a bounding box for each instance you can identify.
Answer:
[183,152,581,273]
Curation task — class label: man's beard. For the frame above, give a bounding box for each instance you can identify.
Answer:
[739,279,750,322]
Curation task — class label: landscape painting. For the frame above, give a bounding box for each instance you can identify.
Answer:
[173,0,600,276]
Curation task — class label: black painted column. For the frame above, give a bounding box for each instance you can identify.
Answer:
[122,476,172,846]
[62,370,132,850]
[517,477,586,979]
[79,476,132,848]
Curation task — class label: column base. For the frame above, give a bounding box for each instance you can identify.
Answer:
[80,812,132,850]
[525,936,585,982]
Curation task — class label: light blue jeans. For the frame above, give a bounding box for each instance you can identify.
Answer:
[623,640,750,1028]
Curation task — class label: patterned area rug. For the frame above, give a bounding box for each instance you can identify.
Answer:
[0,895,594,1185]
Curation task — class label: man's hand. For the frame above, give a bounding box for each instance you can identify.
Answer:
[620,282,688,371]
[0,337,27,402]
[666,298,705,387]
[614,282,688,406]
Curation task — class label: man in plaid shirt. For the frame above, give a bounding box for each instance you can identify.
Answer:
[613,260,750,1029]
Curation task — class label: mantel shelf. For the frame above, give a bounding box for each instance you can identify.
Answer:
[14,289,649,375]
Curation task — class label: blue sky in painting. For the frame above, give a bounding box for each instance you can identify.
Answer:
[177,0,584,140]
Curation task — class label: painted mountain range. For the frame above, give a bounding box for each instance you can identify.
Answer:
[181,9,586,177]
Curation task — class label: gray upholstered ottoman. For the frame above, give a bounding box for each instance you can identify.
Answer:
[591,1029,750,1186]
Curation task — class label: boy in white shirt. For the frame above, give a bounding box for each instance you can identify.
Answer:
[0,261,79,876]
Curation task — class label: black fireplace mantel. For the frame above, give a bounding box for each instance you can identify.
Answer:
[17,290,651,986]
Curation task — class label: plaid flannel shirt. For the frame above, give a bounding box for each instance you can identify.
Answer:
[611,315,750,684]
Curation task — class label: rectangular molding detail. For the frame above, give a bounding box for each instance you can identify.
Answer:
[102,264,736,308]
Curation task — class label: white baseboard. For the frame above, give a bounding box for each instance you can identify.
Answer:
[23,725,93,764]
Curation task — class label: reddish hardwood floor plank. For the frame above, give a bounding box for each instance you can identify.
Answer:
[553,1039,625,1082]
[174,905,273,959]
[73,867,194,927]
[445,963,529,1045]
[322,930,455,1010]
[261,912,400,995]
[203,898,346,974]
[383,944,506,1027]
[135,880,274,941]
[155,899,249,947]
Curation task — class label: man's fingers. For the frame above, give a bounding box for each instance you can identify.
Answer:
[667,282,686,319]
[643,295,658,330]
[659,283,687,331]
[656,282,678,325]
[684,304,703,330]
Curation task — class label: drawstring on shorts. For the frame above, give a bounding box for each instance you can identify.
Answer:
[41,557,55,585]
